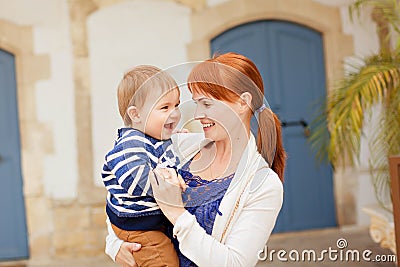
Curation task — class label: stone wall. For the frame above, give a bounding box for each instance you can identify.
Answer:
[0,0,382,264]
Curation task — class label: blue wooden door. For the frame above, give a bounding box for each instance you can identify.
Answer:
[0,49,29,260]
[211,20,336,232]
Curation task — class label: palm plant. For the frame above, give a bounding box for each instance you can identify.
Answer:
[310,0,400,211]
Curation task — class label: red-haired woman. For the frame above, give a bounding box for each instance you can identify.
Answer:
[107,52,286,267]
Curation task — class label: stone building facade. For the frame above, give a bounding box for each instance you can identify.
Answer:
[0,0,380,265]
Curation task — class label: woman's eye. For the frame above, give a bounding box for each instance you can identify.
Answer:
[193,99,212,107]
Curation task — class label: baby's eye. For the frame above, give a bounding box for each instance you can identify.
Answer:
[161,105,169,110]
[175,102,180,108]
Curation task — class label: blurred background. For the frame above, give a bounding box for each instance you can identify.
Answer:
[0,0,397,266]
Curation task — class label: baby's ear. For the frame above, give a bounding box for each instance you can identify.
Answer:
[127,106,141,123]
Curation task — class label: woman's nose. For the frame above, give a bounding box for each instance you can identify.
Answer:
[193,106,206,120]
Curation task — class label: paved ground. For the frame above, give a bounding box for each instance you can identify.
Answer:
[256,226,396,267]
[0,226,396,267]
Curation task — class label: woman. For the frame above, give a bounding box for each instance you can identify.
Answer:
[106,52,286,266]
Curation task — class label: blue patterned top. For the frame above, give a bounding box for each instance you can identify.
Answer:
[102,128,180,230]
[170,161,234,267]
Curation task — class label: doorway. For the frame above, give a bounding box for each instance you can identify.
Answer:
[0,48,29,260]
[211,20,336,232]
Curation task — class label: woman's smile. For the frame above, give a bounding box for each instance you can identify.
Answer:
[202,122,215,130]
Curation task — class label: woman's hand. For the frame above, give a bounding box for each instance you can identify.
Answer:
[115,242,141,267]
[151,168,186,224]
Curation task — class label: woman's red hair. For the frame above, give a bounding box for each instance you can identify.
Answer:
[187,52,286,181]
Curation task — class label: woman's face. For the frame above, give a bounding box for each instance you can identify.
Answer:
[192,91,244,142]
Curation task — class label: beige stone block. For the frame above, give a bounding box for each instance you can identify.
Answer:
[74,57,91,90]
[187,40,210,61]
[53,228,106,257]
[21,152,44,197]
[69,0,98,20]
[25,196,53,237]
[90,206,107,228]
[0,19,33,53]
[334,167,357,225]
[70,22,89,57]
[76,229,107,257]
[53,205,90,232]
[273,0,341,31]
[29,234,52,260]
[19,55,50,84]
[72,53,105,204]
[53,230,87,256]
[175,0,206,11]
[19,121,52,154]
[68,1,98,57]
[14,86,37,122]
[93,0,122,9]
[78,185,106,205]
[192,0,345,42]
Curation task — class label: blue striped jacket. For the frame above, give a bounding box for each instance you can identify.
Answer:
[102,128,180,219]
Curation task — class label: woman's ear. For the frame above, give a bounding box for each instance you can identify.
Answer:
[239,92,252,114]
[127,106,141,124]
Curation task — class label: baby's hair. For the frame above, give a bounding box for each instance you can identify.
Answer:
[117,65,178,126]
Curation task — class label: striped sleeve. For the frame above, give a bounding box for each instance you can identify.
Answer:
[105,134,154,197]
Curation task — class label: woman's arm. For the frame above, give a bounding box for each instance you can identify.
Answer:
[105,218,141,266]
[173,170,283,267]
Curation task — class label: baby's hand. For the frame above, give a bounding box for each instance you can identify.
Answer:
[154,167,187,191]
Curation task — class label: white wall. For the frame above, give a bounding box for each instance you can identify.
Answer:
[0,0,63,26]
[87,0,191,186]
[0,0,78,199]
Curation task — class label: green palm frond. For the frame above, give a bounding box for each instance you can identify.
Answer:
[325,54,400,166]
[350,0,400,34]
[374,84,400,210]
[310,0,400,211]
[369,116,392,211]
[308,100,330,164]
[384,84,400,156]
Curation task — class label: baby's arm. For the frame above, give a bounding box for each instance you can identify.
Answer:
[105,218,141,266]
[105,138,154,196]
[105,218,123,261]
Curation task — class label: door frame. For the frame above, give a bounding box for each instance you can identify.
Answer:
[186,0,354,226]
[0,19,50,260]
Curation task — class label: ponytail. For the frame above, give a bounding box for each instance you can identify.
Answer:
[257,109,286,182]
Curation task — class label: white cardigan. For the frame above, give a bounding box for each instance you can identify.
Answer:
[105,133,283,266]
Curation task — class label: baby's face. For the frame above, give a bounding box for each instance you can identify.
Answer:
[142,88,181,140]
